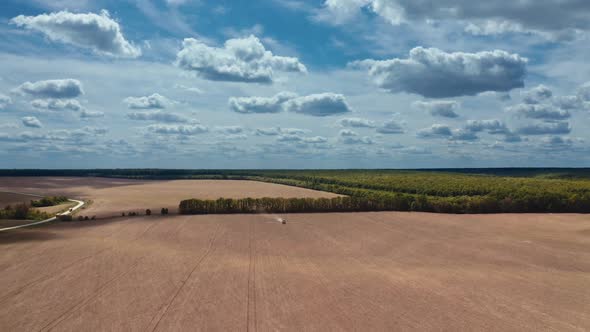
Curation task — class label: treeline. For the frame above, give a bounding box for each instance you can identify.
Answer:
[30,196,69,207]
[179,190,590,214]
[0,204,50,220]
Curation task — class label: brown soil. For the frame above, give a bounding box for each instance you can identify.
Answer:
[0,212,589,331]
[0,192,35,208]
[0,177,341,218]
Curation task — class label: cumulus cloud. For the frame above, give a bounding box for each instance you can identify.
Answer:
[123,93,175,109]
[231,92,351,116]
[255,127,307,136]
[451,129,478,141]
[508,104,570,120]
[464,119,508,134]
[517,122,571,135]
[283,93,352,116]
[352,47,527,98]
[31,98,83,111]
[229,92,296,113]
[80,110,104,118]
[338,129,373,144]
[277,134,328,144]
[15,79,84,99]
[319,1,590,40]
[10,10,141,57]
[339,117,376,128]
[376,119,404,134]
[215,126,244,134]
[578,82,590,102]
[522,85,552,104]
[176,35,306,83]
[0,94,12,109]
[417,124,453,138]
[413,100,460,118]
[542,136,574,148]
[553,96,586,110]
[127,110,192,123]
[147,124,208,135]
[21,116,42,128]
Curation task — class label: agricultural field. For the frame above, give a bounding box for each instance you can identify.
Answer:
[0,172,589,331]
[0,192,34,209]
[0,177,341,218]
[0,212,589,331]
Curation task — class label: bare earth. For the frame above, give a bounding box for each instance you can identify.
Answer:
[0,177,341,217]
[0,192,34,208]
[0,211,589,331]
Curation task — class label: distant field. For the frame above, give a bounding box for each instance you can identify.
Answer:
[1,212,588,331]
[2,169,590,213]
[0,192,34,209]
[0,177,341,218]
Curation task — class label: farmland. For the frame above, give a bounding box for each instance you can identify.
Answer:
[0,172,589,331]
[0,177,341,218]
[3,168,590,213]
[0,212,589,331]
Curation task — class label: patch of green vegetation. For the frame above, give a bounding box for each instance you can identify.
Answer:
[30,196,69,207]
[0,204,51,220]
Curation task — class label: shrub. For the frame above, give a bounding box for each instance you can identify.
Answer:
[161,208,169,215]
[146,209,151,215]
[84,216,89,221]
[122,212,126,217]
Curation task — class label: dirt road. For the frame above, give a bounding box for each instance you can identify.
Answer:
[1,212,589,331]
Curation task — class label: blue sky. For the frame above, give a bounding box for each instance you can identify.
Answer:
[0,0,589,168]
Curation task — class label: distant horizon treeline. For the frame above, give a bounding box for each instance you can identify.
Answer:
[2,168,590,214]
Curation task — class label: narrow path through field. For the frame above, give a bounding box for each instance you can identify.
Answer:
[148,222,223,332]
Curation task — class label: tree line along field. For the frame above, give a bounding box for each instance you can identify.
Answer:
[2,169,590,213]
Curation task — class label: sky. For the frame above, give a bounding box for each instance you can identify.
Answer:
[0,0,589,169]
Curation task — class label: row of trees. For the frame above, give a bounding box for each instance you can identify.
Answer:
[179,190,590,215]
[30,196,69,207]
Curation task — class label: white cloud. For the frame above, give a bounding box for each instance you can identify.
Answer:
[229,92,296,113]
[338,128,373,144]
[123,93,174,109]
[127,110,193,123]
[147,124,208,135]
[176,35,306,83]
[578,82,590,102]
[277,134,328,144]
[80,110,104,118]
[283,93,352,116]
[15,79,84,99]
[464,119,508,134]
[553,96,587,110]
[376,119,404,134]
[517,122,571,135]
[319,1,590,40]
[339,117,376,128]
[21,116,43,128]
[10,10,141,58]
[413,100,460,118]
[255,127,307,136]
[522,85,553,105]
[215,126,244,134]
[417,124,452,138]
[352,47,527,98]
[508,104,570,120]
[0,94,12,109]
[339,129,357,137]
[31,98,83,111]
